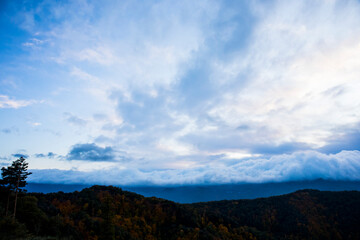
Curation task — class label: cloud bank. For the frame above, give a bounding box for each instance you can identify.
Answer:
[29,150,360,185]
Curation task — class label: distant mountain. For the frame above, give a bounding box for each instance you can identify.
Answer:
[26,182,92,194]
[2,185,360,239]
[27,179,360,203]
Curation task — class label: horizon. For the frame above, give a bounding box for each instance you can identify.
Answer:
[1,0,360,186]
[25,179,360,203]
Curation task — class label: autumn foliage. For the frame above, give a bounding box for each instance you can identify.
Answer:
[0,185,359,239]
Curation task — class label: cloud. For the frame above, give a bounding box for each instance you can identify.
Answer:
[67,143,117,161]
[104,0,360,164]
[22,37,47,49]
[319,127,360,154]
[0,156,10,164]
[1,127,19,134]
[23,0,220,89]
[4,0,360,184]
[70,67,99,82]
[1,78,18,89]
[202,0,360,150]
[0,95,37,109]
[34,152,56,158]
[12,153,29,159]
[115,90,172,129]
[250,142,312,155]
[29,150,360,185]
[34,153,45,158]
[0,156,10,166]
[1,129,11,134]
[63,112,87,126]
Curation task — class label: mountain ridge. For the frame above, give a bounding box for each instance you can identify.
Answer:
[26,179,360,203]
[1,185,359,239]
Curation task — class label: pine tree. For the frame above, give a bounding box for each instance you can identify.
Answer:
[1,157,32,219]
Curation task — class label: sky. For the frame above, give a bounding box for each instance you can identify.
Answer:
[1,0,360,185]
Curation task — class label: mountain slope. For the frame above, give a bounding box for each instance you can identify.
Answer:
[0,185,359,239]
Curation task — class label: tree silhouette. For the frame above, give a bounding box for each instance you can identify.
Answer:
[1,157,32,219]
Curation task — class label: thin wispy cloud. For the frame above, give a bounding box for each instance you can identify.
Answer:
[0,95,37,109]
[63,112,87,127]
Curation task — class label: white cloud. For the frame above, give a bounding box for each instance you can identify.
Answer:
[27,0,220,92]
[156,138,196,156]
[22,37,46,48]
[0,95,37,109]
[207,0,360,148]
[75,46,116,65]
[29,150,360,185]
[6,0,360,184]
[70,67,99,83]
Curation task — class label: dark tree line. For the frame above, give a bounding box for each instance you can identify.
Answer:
[0,156,32,218]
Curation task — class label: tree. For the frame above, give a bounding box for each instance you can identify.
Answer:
[1,157,32,219]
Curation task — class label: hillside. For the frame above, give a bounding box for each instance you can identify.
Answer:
[0,185,359,239]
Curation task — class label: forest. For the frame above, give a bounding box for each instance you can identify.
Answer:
[0,184,359,239]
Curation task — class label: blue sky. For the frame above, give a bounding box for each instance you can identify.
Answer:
[1,0,360,185]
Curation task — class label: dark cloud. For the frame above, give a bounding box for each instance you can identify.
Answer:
[1,128,11,134]
[250,142,312,155]
[1,127,19,134]
[12,153,29,159]
[67,143,116,161]
[35,153,46,158]
[236,125,250,130]
[64,112,87,126]
[319,128,360,154]
[35,152,56,158]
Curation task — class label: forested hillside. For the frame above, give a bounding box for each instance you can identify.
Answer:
[0,185,359,240]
